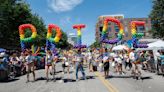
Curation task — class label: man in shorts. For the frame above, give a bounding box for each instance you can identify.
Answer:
[25,50,35,82]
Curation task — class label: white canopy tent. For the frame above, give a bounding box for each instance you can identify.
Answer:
[148,40,164,48]
[112,45,129,51]
[137,40,164,50]
[137,40,164,64]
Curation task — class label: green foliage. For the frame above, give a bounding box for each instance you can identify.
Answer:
[55,30,72,49]
[90,41,101,48]
[0,0,71,49]
[149,0,164,39]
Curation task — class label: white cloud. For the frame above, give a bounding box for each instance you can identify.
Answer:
[47,0,83,13]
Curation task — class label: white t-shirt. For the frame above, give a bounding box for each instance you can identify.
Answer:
[103,56,108,62]
[88,52,92,60]
[10,57,20,65]
[129,52,135,61]
[156,52,161,59]
[25,55,34,64]
[117,57,122,63]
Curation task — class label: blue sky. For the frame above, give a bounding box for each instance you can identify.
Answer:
[26,0,153,46]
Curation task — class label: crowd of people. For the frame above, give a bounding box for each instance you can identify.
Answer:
[0,46,164,82]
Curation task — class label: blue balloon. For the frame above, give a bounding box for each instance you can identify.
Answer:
[20,41,25,51]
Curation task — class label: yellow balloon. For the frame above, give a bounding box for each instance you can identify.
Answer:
[132,32,136,34]
[120,29,123,33]
[77,31,81,36]
[103,26,107,32]
[31,32,37,38]
[132,29,136,32]
[119,31,124,34]
[47,33,52,38]
[54,37,60,42]
[20,34,24,39]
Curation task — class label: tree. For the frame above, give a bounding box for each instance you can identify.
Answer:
[90,41,101,48]
[0,0,46,49]
[0,0,71,49]
[51,30,73,49]
[149,0,164,39]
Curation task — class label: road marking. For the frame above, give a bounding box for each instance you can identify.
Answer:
[95,72,119,92]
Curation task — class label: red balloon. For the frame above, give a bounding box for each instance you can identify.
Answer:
[73,24,86,29]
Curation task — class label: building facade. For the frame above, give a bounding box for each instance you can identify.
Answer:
[95,14,152,42]
[67,33,77,46]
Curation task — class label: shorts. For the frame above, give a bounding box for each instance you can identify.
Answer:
[65,62,69,66]
[45,62,52,66]
[62,63,66,68]
[104,62,109,71]
[26,62,35,72]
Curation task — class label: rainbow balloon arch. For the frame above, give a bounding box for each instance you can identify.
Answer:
[18,24,62,55]
[46,24,62,52]
[19,24,37,51]
[18,17,149,51]
[130,21,148,48]
[72,24,87,49]
[100,17,148,48]
[101,17,124,44]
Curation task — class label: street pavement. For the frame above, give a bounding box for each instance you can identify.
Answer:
[0,63,164,92]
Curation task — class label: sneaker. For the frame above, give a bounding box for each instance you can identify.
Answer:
[83,77,86,80]
[76,79,79,82]
[26,80,29,83]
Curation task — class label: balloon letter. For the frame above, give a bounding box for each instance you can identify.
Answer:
[131,21,148,48]
[19,24,37,50]
[101,17,124,44]
[73,24,86,48]
[47,24,62,43]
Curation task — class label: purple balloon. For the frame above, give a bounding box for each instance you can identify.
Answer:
[74,44,86,49]
[137,44,148,48]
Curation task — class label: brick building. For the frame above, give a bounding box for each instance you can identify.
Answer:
[95,14,152,42]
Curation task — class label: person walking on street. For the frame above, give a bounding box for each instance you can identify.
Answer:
[25,50,36,83]
[75,49,86,81]
[45,50,54,82]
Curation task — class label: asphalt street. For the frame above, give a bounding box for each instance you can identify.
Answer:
[0,63,164,92]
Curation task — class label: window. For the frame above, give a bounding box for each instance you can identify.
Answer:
[125,27,128,37]
[114,25,119,32]
[137,26,145,33]
[108,34,112,39]
[108,27,111,32]
[145,26,149,31]
[99,27,103,32]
